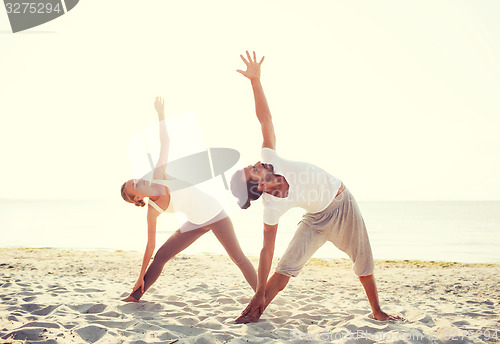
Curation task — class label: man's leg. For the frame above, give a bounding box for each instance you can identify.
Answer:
[237,221,328,323]
[359,274,403,321]
[329,189,403,320]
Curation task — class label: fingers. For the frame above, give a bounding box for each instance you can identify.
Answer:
[247,308,262,322]
[241,51,263,64]
[243,302,255,316]
[240,302,251,316]
[235,314,247,324]
[240,54,249,65]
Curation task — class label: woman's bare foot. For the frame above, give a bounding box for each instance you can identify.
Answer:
[122,295,139,302]
[372,310,405,321]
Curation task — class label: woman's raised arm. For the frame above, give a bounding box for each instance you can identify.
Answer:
[153,96,169,181]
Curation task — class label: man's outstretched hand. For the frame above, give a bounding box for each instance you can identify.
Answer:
[235,292,265,324]
[237,51,265,80]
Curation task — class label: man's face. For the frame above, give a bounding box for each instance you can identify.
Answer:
[244,161,274,183]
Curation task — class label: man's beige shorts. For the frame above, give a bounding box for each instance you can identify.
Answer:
[276,187,374,277]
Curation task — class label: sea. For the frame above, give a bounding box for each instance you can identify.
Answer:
[0,199,498,264]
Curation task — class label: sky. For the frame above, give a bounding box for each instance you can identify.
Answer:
[1,0,499,202]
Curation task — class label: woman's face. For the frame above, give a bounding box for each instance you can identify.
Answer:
[125,179,166,198]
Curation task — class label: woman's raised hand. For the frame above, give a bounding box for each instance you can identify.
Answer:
[154,96,165,118]
[237,51,265,80]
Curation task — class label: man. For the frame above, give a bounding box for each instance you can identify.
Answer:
[230,51,402,323]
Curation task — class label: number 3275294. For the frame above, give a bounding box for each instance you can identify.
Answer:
[5,2,62,14]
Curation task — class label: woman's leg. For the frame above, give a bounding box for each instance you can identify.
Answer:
[210,216,257,291]
[130,225,210,300]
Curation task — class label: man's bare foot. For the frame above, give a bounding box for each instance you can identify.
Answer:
[372,310,405,321]
[122,295,139,302]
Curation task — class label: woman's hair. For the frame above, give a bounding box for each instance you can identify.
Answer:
[120,182,146,207]
[230,169,263,209]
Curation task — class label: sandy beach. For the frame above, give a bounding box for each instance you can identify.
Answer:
[0,248,498,343]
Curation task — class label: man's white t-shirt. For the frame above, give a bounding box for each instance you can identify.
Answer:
[261,148,342,225]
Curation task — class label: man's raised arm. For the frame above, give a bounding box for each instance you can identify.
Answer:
[237,51,276,150]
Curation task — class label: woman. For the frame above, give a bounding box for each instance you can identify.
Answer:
[230,52,402,323]
[121,96,257,302]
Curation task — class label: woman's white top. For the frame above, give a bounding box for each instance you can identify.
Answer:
[148,185,223,226]
[261,148,342,226]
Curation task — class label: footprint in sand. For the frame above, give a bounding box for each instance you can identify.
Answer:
[101,311,123,318]
[92,319,137,330]
[348,308,371,315]
[298,304,316,311]
[33,305,60,316]
[1,328,47,342]
[7,315,18,322]
[69,303,107,314]
[15,282,30,287]
[117,302,163,313]
[62,322,78,330]
[220,305,240,312]
[193,303,212,309]
[403,310,434,324]
[74,288,105,293]
[21,303,41,312]
[188,299,206,305]
[48,286,68,293]
[157,331,180,342]
[75,325,108,343]
[453,320,470,326]
[291,312,324,322]
[236,296,251,304]
[177,316,200,326]
[216,297,234,305]
[20,322,61,329]
[162,324,207,336]
[167,301,187,308]
[273,310,293,317]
